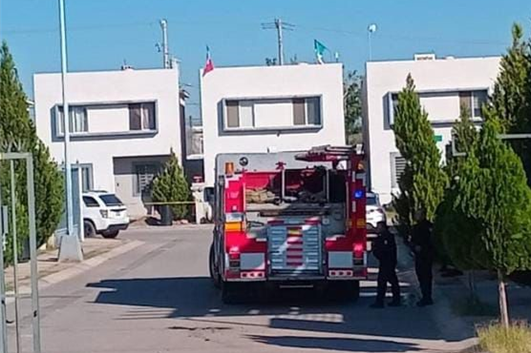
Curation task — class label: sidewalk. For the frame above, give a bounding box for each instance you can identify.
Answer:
[3,237,142,295]
[436,269,531,324]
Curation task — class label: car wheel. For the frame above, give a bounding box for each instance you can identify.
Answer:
[84,220,97,238]
[102,230,119,239]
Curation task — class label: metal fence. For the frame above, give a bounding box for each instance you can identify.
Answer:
[0,152,41,352]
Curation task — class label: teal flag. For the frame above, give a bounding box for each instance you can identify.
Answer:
[314,39,327,64]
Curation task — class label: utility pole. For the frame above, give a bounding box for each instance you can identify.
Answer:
[160,19,170,69]
[58,0,83,262]
[261,18,294,66]
[275,18,284,66]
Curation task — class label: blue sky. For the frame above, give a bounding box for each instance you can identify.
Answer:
[1,0,530,121]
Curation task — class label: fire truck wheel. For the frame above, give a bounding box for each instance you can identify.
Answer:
[326,281,360,302]
[209,244,221,289]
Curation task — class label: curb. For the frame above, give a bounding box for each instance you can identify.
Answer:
[6,240,144,304]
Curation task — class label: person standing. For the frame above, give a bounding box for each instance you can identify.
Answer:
[370,221,401,308]
[411,209,435,307]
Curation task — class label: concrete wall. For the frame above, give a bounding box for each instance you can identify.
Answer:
[364,56,501,204]
[200,63,345,186]
[34,68,181,217]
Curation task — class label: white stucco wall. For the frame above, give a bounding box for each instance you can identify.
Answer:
[200,63,345,186]
[364,56,501,204]
[34,68,181,217]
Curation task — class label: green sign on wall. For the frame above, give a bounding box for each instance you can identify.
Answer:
[434,135,443,142]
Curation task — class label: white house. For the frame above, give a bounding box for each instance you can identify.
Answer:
[363,54,501,204]
[200,63,346,186]
[34,67,182,218]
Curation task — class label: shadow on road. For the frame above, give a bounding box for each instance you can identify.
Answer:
[88,275,471,351]
[247,335,421,352]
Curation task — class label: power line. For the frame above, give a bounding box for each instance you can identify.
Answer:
[3,19,507,47]
[3,21,157,35]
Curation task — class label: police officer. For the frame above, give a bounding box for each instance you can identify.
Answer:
[411,209,435,307]
[371,221,401,308]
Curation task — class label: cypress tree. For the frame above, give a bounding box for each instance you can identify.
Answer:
[490,23,531,184]
[392,75,447,234]
[151,150,191,220]
[0,41,64,263]
[435,105,487,273]
[455,112,531,326]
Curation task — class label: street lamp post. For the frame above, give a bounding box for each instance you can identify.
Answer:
[368,23,377,61]
[58,0,83,261]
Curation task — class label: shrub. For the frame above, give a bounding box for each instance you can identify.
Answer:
[478,322,531,353]
[151,151,191,220]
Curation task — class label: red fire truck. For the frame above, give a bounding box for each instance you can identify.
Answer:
[208,145,368,303]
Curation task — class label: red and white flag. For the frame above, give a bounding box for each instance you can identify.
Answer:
[203,46,214,76]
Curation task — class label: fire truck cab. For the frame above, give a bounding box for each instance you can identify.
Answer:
[209,145,368,303]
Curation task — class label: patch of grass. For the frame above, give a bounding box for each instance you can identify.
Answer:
[478,322,531,353]
[453,296,498,317]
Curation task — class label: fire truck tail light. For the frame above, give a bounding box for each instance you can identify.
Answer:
[353,243,364,258]
[241,271,265,279]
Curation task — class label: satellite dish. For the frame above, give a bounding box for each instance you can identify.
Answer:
[368,24,377,33]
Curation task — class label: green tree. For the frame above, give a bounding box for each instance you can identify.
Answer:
[454,112,531,326]
[435,106,487,298]
[392,75,447,234]
[344,70,362,144]
[0,41,64,264]
[491,24,530,131]
[490,23,531,184]
[151,151,191,220]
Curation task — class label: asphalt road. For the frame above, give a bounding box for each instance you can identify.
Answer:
[6,226,474,353]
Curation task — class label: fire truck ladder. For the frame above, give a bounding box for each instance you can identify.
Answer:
[295,145,364,162]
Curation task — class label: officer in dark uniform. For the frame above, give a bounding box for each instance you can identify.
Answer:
[411,209,435,307]
[370,221,401,308]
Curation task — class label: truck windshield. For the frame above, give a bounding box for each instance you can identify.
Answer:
[100,194,123,207]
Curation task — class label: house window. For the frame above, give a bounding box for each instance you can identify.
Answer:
[224,97,322,130]
[391,153,407,188]
[57,106,88,134]
[79,164,93,192]
[387,93,400,126]
[294,97,322,126]
[134,163,160,196]
[82,196,99,208]
[129,103,156,131]
[472,90,488,117]
[459,90,488,118]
